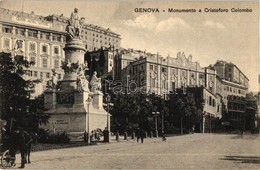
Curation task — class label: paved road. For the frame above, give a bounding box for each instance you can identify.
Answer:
[13,133,260,169]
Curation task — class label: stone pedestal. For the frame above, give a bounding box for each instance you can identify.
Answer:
[42,37,108,141]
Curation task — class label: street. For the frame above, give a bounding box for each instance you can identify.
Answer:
[15,133,260,169]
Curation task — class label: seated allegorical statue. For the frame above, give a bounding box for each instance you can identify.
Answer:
[46,69,58,89]
[89,71,102,92]
[76,63,89,92]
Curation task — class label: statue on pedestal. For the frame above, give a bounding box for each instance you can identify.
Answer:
[46,69,58,90]
[90,71,102,92]
[66,8,85,39]
[76,62,89,92]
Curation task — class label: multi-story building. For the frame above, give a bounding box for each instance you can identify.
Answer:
[214,60,249,88]
[84,47,116,78]
[45,14,121,51]
[113,49,223,132]
[112,48,251,132]
[213,60,249,130]
[0,8,121,97]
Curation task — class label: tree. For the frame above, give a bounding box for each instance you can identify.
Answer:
[110,92,169,134]
[0,52,48,132]
[168,90,199,134]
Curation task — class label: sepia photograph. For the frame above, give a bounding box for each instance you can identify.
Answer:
[0,0,259,169]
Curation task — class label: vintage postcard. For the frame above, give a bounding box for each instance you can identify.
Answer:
[0,0,259,169]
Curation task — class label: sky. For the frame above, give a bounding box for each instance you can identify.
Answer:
[0,0,259,92]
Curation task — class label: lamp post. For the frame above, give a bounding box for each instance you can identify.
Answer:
[86,97,92,143]
[152,111,160,138]
[201,101,205,133]
[105,94,113,142]
[162,112,164,135]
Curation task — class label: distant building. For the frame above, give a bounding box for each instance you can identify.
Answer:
[0,8,121,97]
[213,61,249,130]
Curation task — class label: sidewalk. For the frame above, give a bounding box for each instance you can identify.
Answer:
[31,135,165,152]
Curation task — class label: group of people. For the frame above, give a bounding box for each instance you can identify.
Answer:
[90,129,101,142]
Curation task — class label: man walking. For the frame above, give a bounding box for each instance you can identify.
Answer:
[136,128,140,142]
[140,129,145,143]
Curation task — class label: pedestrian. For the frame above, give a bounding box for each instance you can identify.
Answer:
[124,131,128,140]
[136,128,140,142]
[24,131,34,164]
[103,128,108,142]
[131,131,135,139]
[116,131,119,142]
[162,132,166,142]
[95,130,100,142]
[140,129,145,143]
[9,126,27,168]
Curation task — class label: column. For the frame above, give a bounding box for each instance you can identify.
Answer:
[60,35,64,43]
[213,70,217,94]
[24,29,28,38]
[24,39,28,60]
[37,42,41,67]
[187,69,190,87]
[196,71,199,86]
[0,23,2,34]
[177,68,181,88]
[37,31,41,39]
[50,33,53,41]
[49,44,53,68]
[12,26,16,35]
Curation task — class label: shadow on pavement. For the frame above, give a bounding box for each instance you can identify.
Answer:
[220,156,260,164]
[229,134,260,140]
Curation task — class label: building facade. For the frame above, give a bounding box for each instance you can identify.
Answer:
[213,61,249,130]
[113,49,222,132]
[112,48,250,132]
[0,8,121,97]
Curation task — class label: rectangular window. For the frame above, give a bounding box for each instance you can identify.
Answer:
[40,72,43,79]
[151,78,156,87]
[3,38,10,48]
[42,45,48,53]
[42,58,48,68]
[150,65,153,70]
[30,43,36,52]
[16,28,25,36]
[53,34,61,41]
[46,73,50,79]
[162,67,167,73]
[40,32,50,40]
[54,60,59,68]
[34,71,37,77]
[28,30,37,38]
[58,74,61,79]
[171,82,176,91]
[30,56,36,66]
[172,68,177,75]
[54,47,59,54]
[2,26,12,34]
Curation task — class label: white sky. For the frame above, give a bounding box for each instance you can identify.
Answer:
[0,0,259,92]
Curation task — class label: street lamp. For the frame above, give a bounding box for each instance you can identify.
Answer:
[152,111,160,138]
[105,94,113,142]
[201,101,206,133]
[162,112,164,135]
[86,97,92,143]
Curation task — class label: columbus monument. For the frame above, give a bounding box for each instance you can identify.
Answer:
[43,8,109,142]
